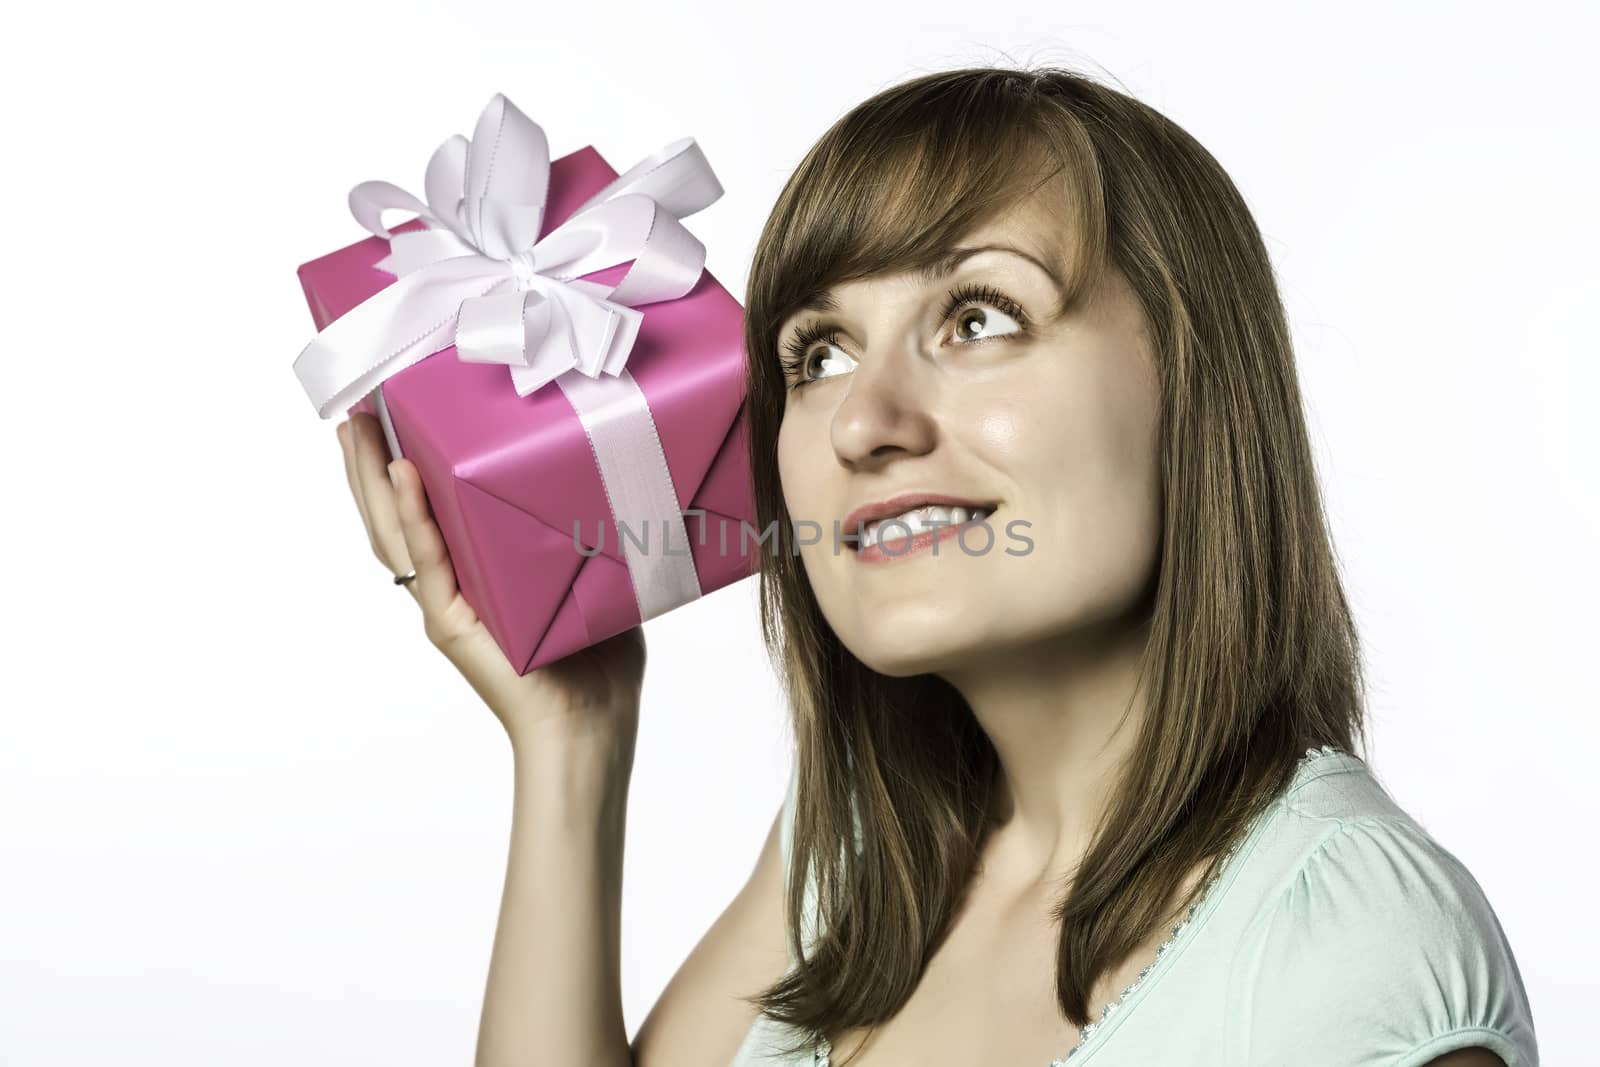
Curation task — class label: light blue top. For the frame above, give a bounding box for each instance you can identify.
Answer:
[727,747,1538,1066]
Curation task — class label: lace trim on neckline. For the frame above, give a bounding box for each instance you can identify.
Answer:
[810,745,1346,1067]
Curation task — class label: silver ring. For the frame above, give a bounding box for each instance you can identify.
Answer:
[393,569,418,586]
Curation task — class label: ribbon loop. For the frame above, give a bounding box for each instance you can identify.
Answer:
[348,180,431,240]
[423,135,470,234]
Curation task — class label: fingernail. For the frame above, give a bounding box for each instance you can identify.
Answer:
[388,462,400,490]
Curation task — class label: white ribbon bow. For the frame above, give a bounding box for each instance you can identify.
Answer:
[293,92,724,418]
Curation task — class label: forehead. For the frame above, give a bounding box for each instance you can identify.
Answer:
[962,182,1068,247]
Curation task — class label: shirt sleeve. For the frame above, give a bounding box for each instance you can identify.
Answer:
[1230,815,1539,1067]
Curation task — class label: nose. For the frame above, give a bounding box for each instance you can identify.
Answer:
[829,329,939,469]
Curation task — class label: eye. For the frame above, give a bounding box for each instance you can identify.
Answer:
[939,281,1029,345]
[779,323,857,390]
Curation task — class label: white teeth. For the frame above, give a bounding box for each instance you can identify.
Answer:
[859,504,991,549]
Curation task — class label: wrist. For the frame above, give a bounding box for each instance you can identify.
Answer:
[510,719,635,801]
[504,691,637,753]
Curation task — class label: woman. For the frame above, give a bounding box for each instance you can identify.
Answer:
[337,66,1537,1066]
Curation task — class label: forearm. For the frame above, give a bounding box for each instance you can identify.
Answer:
[475,730,634,1067]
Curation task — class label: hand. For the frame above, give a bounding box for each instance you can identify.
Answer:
[336,412,646,749]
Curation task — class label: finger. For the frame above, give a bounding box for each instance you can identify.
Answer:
[388,457,462,622]
[336,418,373,536]
[345,415,382,557]
[348,413,412,577]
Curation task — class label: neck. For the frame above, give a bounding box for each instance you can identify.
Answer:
[941,612,1153,891]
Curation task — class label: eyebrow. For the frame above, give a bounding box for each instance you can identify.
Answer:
[787,244,1066,318]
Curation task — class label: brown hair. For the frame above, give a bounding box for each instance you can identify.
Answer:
[738,63,1368,1056]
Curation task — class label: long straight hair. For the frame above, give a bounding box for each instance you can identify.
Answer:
[738,65,1368,1055]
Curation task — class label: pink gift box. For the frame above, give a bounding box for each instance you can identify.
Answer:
[297,144,758,675]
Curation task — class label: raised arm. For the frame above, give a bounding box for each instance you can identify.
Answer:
[337,412,793,1067]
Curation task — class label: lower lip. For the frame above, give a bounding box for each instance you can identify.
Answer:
[853,514,994,564]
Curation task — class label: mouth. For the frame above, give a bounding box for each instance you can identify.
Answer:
[845,500,1000,552]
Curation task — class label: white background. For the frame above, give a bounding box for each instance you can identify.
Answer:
[1,1,1592,1063]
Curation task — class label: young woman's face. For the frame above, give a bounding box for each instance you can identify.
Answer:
[774,183,1165,676]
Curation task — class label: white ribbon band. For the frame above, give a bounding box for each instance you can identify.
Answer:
[559,367,702,622]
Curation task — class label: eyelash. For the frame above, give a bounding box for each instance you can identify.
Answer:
[779,281,1030,390]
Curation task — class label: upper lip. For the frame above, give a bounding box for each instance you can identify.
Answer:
[842,493,998,537]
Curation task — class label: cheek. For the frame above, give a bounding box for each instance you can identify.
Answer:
[776,411,830,531]
[775,414,804,513]
[998,359,1162,609]
[1062,410,1162,596]
[989,362,1158,500]
[1050,348,1161,505]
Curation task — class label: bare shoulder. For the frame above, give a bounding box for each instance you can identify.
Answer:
[629,792,792,1067]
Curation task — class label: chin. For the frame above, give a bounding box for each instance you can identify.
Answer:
[843,624,995,679]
